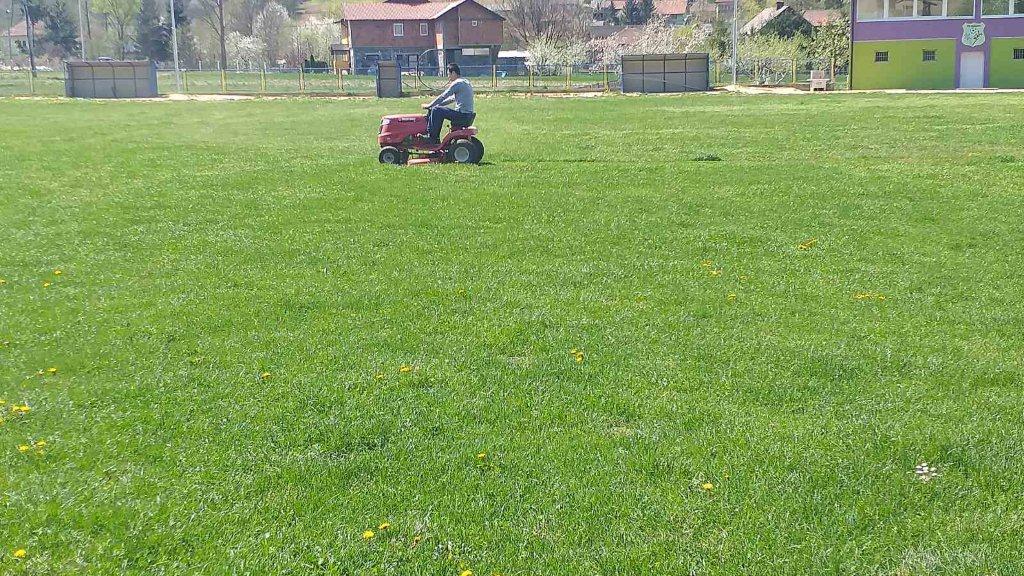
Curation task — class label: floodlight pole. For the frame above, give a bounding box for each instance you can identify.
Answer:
[20,0,35,77]
[77,0,86,58]
[731,0,738,85]
[169,0,181,91]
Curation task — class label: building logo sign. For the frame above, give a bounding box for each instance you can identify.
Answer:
[962,23,986,47]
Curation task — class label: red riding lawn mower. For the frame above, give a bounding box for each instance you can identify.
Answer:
[377,109,484,166]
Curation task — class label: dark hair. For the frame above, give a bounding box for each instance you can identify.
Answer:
[447,63,461,76]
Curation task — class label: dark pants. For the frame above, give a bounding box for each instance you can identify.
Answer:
[426,107,475,143]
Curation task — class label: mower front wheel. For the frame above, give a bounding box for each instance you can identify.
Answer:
[379,146,407,165]
[446,139,477,164]
[470,137,484,164]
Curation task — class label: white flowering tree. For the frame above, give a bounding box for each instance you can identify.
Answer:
[226,32,267,70]
[293,17,341,64]
[254,2,292,65]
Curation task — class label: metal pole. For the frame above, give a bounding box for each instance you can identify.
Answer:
[603,63,609,91]
[169,0,181,92]
[731,0,738,85]
[21,0,36,77]
[77,0,86,58]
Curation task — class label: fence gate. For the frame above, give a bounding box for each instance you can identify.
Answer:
[376,61,402,98]
[65,61,158,98]
[621,53,709,94]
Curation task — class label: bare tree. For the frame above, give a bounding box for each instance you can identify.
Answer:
[499,0,590,46]
[189,0,227,69]
[94,0,140,59]
[229,0,267,36]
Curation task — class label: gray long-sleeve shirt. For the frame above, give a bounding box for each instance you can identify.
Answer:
[427,78,474,113]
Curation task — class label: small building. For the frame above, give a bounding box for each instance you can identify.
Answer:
[851,0,1024,89]
[741,1,813,37]
[3,20,45,55]
[337,0,504,75]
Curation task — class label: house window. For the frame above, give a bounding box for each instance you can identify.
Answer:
[875,51,889,62]
[916,0,942,16]
[393,23,404,36]
[982,0,1010,15]
[856,0,884,19]
[420,23,428,35]
[886,0,914,17]
[1015,48,1024,59]
[923,49,936,61]
[461,47,490,56]
[471,20,479,26]
[946,0,974,15]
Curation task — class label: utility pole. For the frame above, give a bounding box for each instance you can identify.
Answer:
[731,0,739,85]
[21,0,35,76]
[77,0,86,58]
[5,6,13,67]
[169,0,181,91]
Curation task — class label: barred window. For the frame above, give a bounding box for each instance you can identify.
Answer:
[1015,48,1024,60]
[875,51,889,62]
[923,50,937,61]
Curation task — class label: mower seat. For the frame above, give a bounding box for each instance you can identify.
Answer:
[450,113,476,130]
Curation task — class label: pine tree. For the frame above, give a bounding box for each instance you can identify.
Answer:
[624,0,641,24]
[135,0,170,61]
[42,0,81,58]
[639,0,655,23]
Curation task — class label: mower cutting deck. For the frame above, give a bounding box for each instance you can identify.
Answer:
[377,113,484,166]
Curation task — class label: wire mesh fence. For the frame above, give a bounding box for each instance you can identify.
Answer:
[0,59,850,97]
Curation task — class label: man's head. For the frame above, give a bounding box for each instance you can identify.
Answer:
[447,63,461,81]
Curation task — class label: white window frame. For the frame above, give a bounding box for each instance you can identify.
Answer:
[420,22,429,35]
[471,19,479,26]
[857,0,976,20]
[393,23,404,36]
[981,0,1024,16]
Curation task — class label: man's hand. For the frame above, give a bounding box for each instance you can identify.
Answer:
[421,103,431,109]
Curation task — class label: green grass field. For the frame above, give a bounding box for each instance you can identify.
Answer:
[2,93,1023,575]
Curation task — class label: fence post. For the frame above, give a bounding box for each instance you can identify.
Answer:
[28,68,35,95]
[261,65,267,93]
[603,64,609,91]
[299,66,304,92]
[336,58,343,91]
[565,64,571,91]
[183,69,189,93]
[492,64,497,89]
[528,66,533,93]
[792,59,797,84]
[220,69,226,93]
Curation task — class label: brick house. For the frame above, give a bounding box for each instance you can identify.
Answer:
[592,0,691,25]
[338,0,504,74]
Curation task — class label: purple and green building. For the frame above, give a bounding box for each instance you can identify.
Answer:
[851,0,1024,88]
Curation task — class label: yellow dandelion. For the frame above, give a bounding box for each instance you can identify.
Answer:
[42,281,52,288]
[13,549,27,559]
[709,269,722,277]
[378,521,391,531]
[12,404,30,414]
[0,278,6,285]
[877,294,887,301]
[727,293,737,302]
[399,364,413,373]
[260,372,271,380]
[34,440,47,448]
[0,398,5,405]
[569,348,578,355]
[54,269,63,276]
[47,367,58,375]
[412,535,423,546]
[362,530,375,540]
[740,275,749,281]
[853,292,871,300]
[18,445,30,453]
[700,259,713,268]
[574,351,584,363]
[701,482,714,491]
[374,373,385,380]
[461,571,474,576]
[798,238,818,250]
[477,452,487,460]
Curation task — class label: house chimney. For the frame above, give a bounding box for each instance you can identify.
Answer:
[776,1,785,8]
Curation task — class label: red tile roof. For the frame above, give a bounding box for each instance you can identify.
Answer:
[802,9,842,25]
[608,0,689,15]
[341,1,456,20]
[4,21,44,38]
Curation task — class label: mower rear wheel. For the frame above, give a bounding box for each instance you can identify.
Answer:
[446,139,476,164]
[469,137,484,164]
[379,146,406,165]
